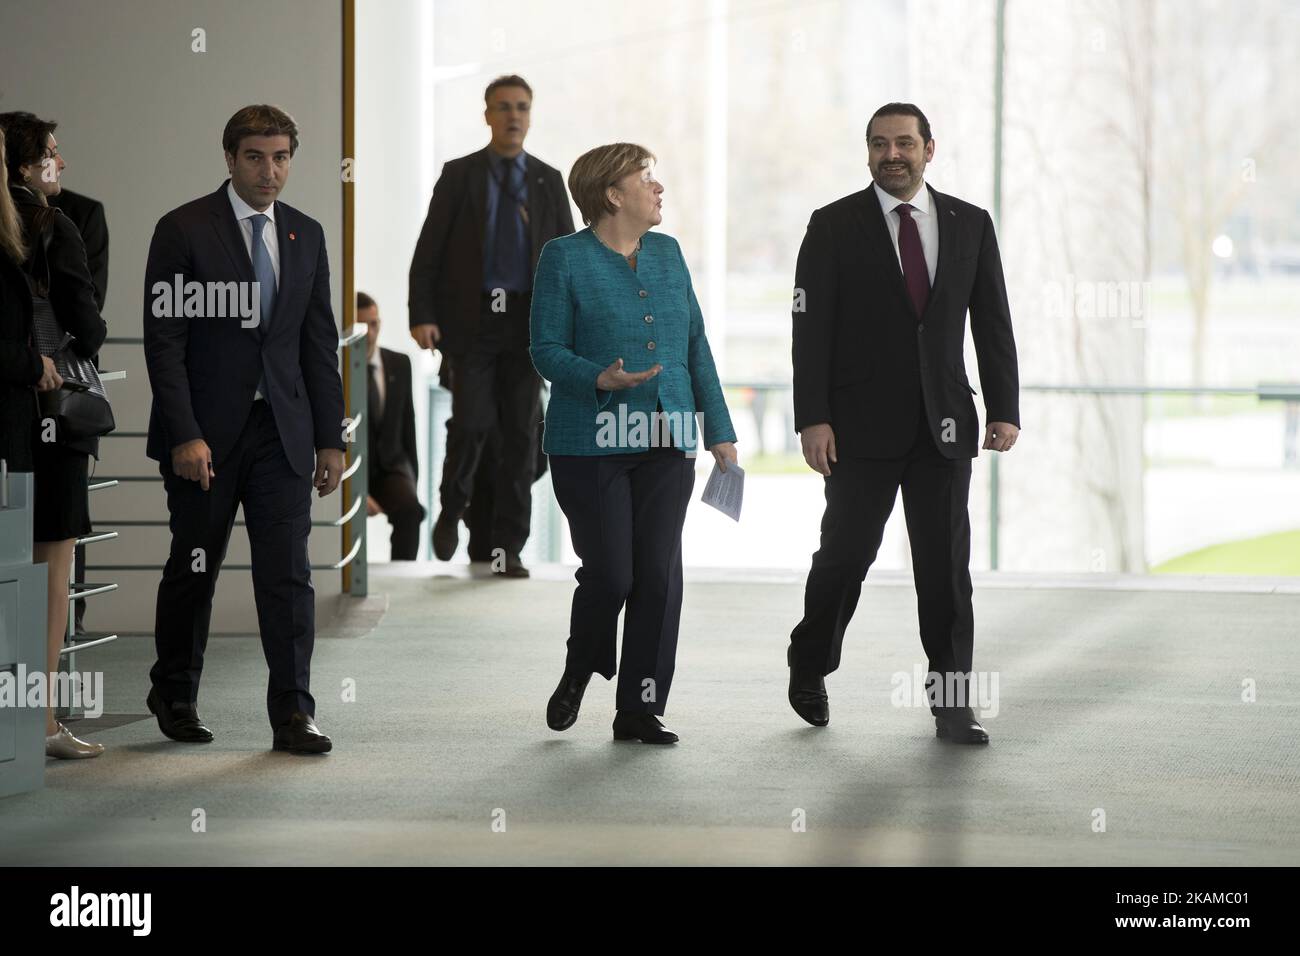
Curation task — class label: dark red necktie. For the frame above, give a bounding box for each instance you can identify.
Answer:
[896,203,929,318]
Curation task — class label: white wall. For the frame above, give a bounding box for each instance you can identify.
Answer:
[354,0,439,562]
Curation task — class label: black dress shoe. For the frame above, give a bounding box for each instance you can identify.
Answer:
[612,711,678,744]
[431,508,461,561]
[146,687,214,743]
[788,667,830,726]
[546,671,591,731]
[273,712,333,754]
[499,554,529,578]
[934,707,989,744]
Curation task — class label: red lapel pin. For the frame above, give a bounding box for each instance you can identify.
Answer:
[289,232,296,240]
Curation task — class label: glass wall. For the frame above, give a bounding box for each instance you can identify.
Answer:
[378,0,1300,574]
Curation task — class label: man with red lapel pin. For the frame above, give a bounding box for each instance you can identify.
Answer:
[143,104,346,754]
[787,102,1021,744]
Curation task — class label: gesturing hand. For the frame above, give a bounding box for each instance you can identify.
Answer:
[800,423,837,476]
[596,358,661,392]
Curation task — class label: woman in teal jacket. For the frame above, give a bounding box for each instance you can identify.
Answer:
[530,143,737,744]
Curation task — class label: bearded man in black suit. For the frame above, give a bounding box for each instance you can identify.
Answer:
[788,103,1021,745]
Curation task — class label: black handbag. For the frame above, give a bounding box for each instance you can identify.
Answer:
[28,221,115,444]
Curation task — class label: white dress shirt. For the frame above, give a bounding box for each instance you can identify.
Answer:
[227,182,280,399]
[873,179,938,285]
[227,181,281,284]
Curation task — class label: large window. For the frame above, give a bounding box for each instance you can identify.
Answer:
[363,0,1300,574]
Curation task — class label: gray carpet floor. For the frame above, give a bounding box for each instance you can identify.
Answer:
[2,566,1298,865]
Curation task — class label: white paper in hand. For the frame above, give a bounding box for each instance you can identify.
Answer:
[701,461,744,521]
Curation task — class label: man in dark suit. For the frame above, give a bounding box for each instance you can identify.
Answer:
[49,187,108,636]
[788,103,1020,745]
[357,291,425,560]
[142,105,346,754]
[408,73,575,577]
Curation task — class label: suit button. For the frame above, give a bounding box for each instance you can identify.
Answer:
[647,341,656,351]
[917,324,925,332]
[644,314,654,323]
[638,289,648,298]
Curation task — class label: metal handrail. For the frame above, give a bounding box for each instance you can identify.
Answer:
[60,635,119,655]
[714,380,1300,399]
[105,330,368,350]
[75,531,118,547]
[332,533,364,570]
[84,517,359,528]
[61,369,126,719]
[336,325,368,595]
[1021,383,1300,399]
[85,561,362,572]
[68,583,117,600]
[96,327,369,594]
[340,453,363,482]
[334,492,364,526]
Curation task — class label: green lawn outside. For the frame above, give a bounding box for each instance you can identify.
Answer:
[1152,529,1300,576]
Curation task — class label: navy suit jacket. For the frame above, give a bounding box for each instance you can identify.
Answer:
[143,181,345,477]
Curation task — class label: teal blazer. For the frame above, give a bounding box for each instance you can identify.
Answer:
[530,228,736,456]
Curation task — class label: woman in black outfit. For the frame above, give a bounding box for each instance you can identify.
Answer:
[0,113,106,759]
[0,131,61,470]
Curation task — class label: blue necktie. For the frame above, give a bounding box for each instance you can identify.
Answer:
[492,160,525,289]
[250,213,277,397]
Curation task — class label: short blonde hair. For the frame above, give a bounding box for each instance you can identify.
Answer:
[567,143,656,226]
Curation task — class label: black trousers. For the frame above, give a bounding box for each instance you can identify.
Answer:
[150,401,316,728]
[438,293,540,557]
[370,469,425,560]
[445,415,500,560]
[789,406,975,713]
[550,447,696,714]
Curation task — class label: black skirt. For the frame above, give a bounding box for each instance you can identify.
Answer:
[31,428,91,542]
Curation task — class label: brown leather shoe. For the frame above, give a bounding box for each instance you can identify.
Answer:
[273,712,332,754]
